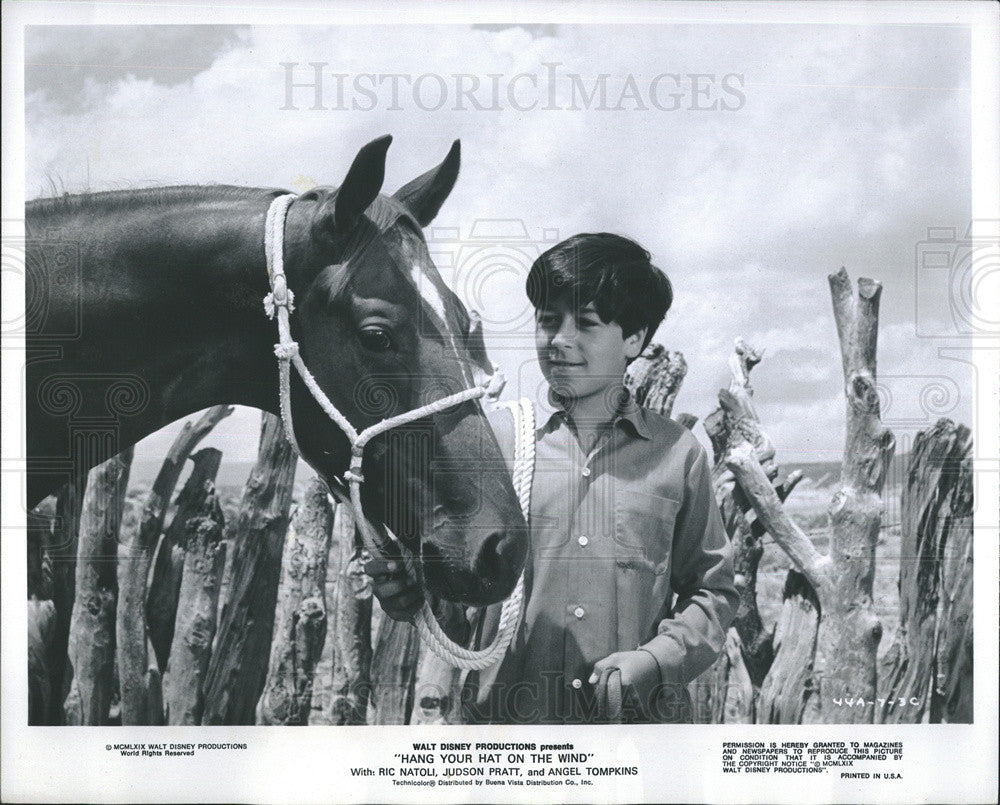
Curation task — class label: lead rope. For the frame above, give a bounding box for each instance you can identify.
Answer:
[410,397,532,670]
[262,193,530,670]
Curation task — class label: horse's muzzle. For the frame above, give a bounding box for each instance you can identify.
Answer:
[421,523,528,607]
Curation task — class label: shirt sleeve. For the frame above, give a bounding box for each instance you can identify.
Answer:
[640,444,738,684]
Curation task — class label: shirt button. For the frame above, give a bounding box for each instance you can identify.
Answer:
[578,535,588,547]
[581,467,591,477]
[571,678,582,689]
[573,606,585,619]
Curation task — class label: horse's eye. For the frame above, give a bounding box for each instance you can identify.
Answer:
[359,326,393,352]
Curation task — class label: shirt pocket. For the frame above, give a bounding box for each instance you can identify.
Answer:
[613,488,680,575]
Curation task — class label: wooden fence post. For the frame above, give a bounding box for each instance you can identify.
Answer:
[63,448,133,725]
[202,412,297,725]
[757,571,822,724]
[162,472,226,725]
[28,599,57,725]
[117,405,232,725]
[821,269,896,722]
[879,419,972,723]
[726,268,895,723]
[369,617,419,725]
[937,426,973,723]
[43,478,85,724]
[258,476,334,725]
[624,343,687,418]
[688,339,803,723]
[146,448,223,675]
[324,503,373,725]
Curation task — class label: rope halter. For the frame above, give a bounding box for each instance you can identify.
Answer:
[261,193,527,670]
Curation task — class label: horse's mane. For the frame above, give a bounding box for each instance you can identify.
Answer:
[26,184,470,337]
[26,185,280,217]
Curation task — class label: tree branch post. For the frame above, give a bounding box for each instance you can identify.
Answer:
[325,503,373,726]
[258,476,334,725]
[64,449,133,725]
[822,268,895,722]
[623,343,687,418]
[117,405,232,725]
[202,412,297,725]
[879,419,972,723]
[146,448,223,678]
[42,477,85,724]
[162,465,226,725]
[725,269,894,723]
[692,339,807,721]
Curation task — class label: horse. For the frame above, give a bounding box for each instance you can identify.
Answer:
[25,135,527,607]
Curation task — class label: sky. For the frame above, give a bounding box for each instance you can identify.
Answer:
[24,22,977,469]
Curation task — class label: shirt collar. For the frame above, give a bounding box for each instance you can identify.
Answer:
[541,386,653,441]
[617,392,654,440]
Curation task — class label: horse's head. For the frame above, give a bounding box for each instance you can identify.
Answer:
[279,136,527,606]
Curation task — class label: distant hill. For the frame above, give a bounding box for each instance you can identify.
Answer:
[129,453,911,496]
[778,460,842,487]
[781,452,910,489]
[128,458,315,493]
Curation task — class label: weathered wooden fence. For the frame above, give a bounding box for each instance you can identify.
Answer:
[26,270,975,726]
[690,269,899,724]
[687,268,974,725]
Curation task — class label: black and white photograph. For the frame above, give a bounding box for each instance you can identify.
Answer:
[2,2,998,803]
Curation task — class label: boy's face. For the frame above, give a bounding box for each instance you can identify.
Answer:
[535,299,645,404]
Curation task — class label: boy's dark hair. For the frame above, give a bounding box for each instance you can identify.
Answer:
[526,233,672,350]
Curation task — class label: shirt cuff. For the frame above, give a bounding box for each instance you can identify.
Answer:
[639,633,689,685]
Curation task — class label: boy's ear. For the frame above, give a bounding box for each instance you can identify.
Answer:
[624,327,647,359]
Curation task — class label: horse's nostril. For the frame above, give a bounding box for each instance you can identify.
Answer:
[422,524,528,606]
[473,529,522,598]
[473,531,504,581]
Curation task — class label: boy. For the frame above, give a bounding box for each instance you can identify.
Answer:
[370,233,737,724]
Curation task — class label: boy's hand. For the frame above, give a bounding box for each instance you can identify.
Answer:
[364,557,424,622]
[589,650,661,719]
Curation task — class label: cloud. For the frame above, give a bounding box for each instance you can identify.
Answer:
[471,23,559,40]
[26,25,249,113]
[24,23,973,465]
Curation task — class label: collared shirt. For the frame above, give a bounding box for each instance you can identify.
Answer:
[462,393,738,725]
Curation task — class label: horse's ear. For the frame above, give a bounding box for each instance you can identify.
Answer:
[393,140,460,227]
[333,135,392,231]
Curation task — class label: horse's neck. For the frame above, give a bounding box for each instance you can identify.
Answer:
[28,193,282,445]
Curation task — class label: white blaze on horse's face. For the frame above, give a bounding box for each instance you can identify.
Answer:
[411,263,448,322]
[410,262,472,387]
